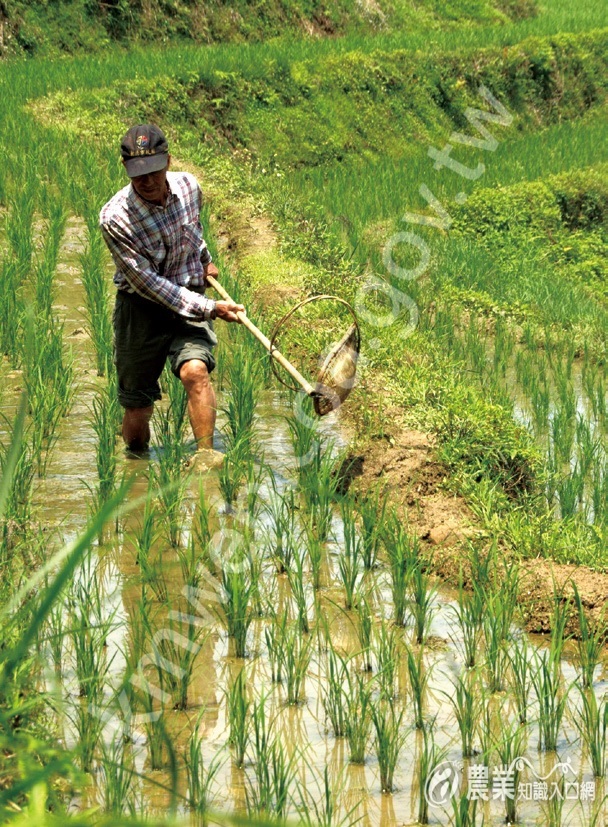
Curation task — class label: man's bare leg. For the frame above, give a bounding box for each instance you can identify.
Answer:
[179,359,216,449]
[122,406,154,452]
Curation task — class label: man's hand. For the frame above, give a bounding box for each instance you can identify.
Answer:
[215,300,245,323]
[203,262,219,286]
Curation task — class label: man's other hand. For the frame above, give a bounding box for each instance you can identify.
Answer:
[215,300,245,323]
[203,262,220,286]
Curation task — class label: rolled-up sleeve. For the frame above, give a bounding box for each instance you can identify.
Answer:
[101,219,216,321]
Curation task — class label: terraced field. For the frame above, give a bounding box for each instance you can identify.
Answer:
[0,0,607,824]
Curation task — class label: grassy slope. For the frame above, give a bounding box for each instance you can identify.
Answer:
[25,24,608,566]
[0,0,535,57]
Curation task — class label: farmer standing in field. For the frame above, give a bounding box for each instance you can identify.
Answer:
[100,124,243,464]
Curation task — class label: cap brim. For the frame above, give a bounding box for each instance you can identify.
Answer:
[124,152,168,178]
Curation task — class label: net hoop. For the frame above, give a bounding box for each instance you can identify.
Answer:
[268,295,361,412]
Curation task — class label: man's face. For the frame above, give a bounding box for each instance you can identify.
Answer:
[128,155,171,205]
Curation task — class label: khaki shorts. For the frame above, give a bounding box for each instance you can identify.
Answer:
[113,288,217,409]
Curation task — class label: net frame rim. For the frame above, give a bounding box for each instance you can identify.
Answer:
[268,294,361,395]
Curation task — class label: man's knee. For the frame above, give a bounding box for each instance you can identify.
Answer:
[179,359,210,392]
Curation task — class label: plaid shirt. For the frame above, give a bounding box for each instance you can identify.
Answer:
[99,171,216,320]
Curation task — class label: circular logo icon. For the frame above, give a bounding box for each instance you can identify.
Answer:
[425,761,461,807]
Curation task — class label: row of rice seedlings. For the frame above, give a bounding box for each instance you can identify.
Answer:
[79,227,113,376]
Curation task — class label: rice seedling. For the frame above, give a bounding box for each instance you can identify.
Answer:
[298,764,362,827]
[227,667,250,768]
[282,619,313,704]
[68,561,116,700]
[287,403,320,483]
[265,609,287,684]
[483,574,519,694]
[218,433,251,513]
[300,440,341,542]
[409,563,437,645]
[447,671,481,757]
[0,259,23,365]
[0,417,34,547]
[356,593,374,672]
[6,190,35,275]
[531,649,570,752]
[90,385,118,513]
[151,610,208,710]
[344,671,372,765]
[406,643,431,731]
[248,737,297,821]
[338,499,362,610]
[374,620,398,700]
[220,553,254,659]
[25,313,75,476]
[508,636,532,725]
[322,645,349,738]
[356,484,387,570]
[186,716,223,823]
[264,480,298,573]
[494,717,527,825]
[153,400,190,546]
[549,589,570,669]
[450,578,483,668]
[79,228,113,376]
[541,770,565,827]
[140,689,166,770]
[386,530,413,628]
[287,546,310,634]
[415,721,449,824]
[68,694,106,773]
[573,582,606,689]
[575,688,608,778]
[451,792,478,827]
[100,734,135,816]
[34,203,66,319]
[222,344,260,453]
[45,600,65,678]
[371,700,405,793]
[303,517,324,590]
